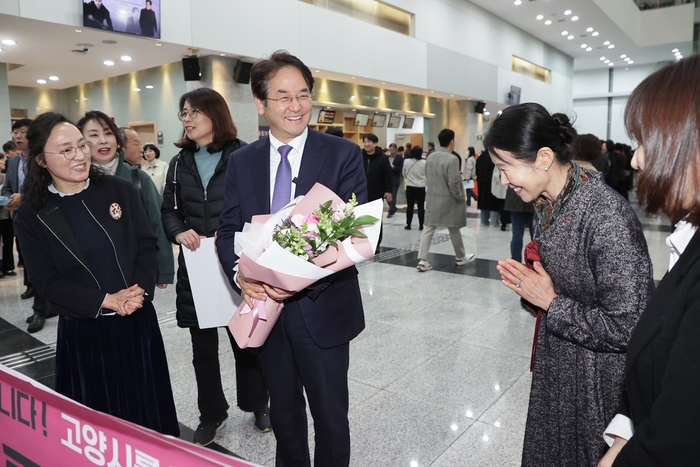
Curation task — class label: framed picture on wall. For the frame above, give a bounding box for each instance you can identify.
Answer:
[317,110,336,124]
[371,114,387,127]
[388,116,402,128]
[402,117,415,129]
[83,0,161,39]
[354,113,370,127]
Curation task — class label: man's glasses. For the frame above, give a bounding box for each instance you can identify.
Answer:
[177,109,201,121]
[44,142,92,161]
[11,130,27,137]
[265,93,313,106]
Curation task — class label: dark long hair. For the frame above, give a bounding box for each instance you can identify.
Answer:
[625,54,700,225]
[24,112,104,209]
[174,87,237,153]
[76,110,124,149]
[484,102,576,165]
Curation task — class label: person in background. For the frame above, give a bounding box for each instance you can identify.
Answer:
[504,186,534,262]
[161,87,270,446]
[591,138,610,175]
[142,143,168,196]
[402,145,426,230]
[427,141,435,155]
[362,133,392,252]
[83,0,113,30]
[598,54,700,467]
[464,146,479,207]
[416,129,475,272]
[573,134,602,173]
[0,152,10,279]
[14,112,178,436]
[475,147,500,226]
[2,141,19,159]
[387,143,403,218]
[324,126,344,138]
[139,0,158,37]
[486,103,653,467]
[3,119,52,332]
[125,7,141,35]
[77,111,174,288]
[119,127,144,167]
[603,139,620,189]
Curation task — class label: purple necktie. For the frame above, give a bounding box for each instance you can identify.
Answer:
[270,145,293,213]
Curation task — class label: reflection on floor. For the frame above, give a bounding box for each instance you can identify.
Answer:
[0,200,672,466]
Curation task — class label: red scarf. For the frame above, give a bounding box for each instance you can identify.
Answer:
[523,240,544,372]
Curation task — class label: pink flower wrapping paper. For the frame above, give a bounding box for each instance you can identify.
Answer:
[229,183,382,348]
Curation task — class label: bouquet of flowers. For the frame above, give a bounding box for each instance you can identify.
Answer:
[229,183,383,348]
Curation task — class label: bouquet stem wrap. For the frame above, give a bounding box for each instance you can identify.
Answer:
[229,183,382,348]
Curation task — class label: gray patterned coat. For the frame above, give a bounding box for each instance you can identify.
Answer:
[522,174,654,467]
[424,149,467,228]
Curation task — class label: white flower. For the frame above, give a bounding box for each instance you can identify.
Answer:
[290,214,305,228]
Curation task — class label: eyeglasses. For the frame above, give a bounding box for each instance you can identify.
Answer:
[177,109,201,121]
[12,130,28,137]
[44,142,92,161]
[265,93,313,106]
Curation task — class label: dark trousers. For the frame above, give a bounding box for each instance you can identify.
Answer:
[405,186,425,228]
[510,211,534,262]
[388,183,400,215]
[189,326,268,422]
[466,188,478,206]
[258,301,351,467]
[21,256,47,317]
[0,218,14,272]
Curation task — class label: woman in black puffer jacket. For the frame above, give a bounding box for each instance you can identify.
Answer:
[161,88,269,445]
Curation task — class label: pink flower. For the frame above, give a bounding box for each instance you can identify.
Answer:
[303,212,321,224]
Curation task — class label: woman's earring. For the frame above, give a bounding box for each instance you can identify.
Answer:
[544,167,549,172]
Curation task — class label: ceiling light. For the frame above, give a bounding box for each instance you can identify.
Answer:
[219,53,225,56]
[564,10,572,15]
[146,85,154,89]
[2,40,16,45]
[104,60,115,66]
[628,60,633,64]
[155,43,162,46]
[544,20,552,25]
[580,44,587,48]
[315,70,320,73]
[561,31,568,36]
[514,0,522,5]
[49,76,59,81]
[351,76,356,79]
[608,62,614,66]
[120,55,132,61]
[37,79,46,84]
[571,16,579,21]
[624,57,631,61]
[604,59,610,63]
[677,55,683,59]
[604,41,610,45]
[592,31,599,36]
[536,14,544,20]
[620,54,627,58]
[497,110,503,115]
[600,56,606,60]
[134,88,141,92]
[586,27,593,32]
[608,44,615,49]
[672,48,679,52]
[75,29,82,33]
[567,35,574,40]
[586,47,592,51]
[675,51,682,55]
[484,111,491,116]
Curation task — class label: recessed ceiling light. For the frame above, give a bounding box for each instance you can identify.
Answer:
[608,62,614,66]
[561,31,568,36]
[37,79,47,84]
[677,56,683,59]
[544,20,552,25]
[620,54,627,58]
[675,51,682,55]
[564,10,572,15]
[75,29,82,33]
[134,87,141,92]
[155,43,162,46]
[120,55,132,61]
[608,44,615,49]
[351,76,356,79]
[315,70,320,73]
[628,60,633,64]
[49,76,59,81]
[104,60,115,66]
[672,48,679,52]
[604,59,610,63]
[2,40,16,45]
[592,32,599,36]
[624,57,631,61]
[146,85,154,89]
[567,35,574,40]
[580,44,587,48]
[586,47,592,51]
[536,14,544,20]
[604,41,610,45]
[600,56,606,61]
[219,53,225,56]
[586,27,593,32]
[514,0,522,5]
[571,16,579,21]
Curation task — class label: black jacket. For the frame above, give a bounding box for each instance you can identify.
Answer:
[362,149,391,201]
[475,153,500,211]
[161,139,245,327]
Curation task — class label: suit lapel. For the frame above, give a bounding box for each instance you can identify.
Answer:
[36,198,90,267]
[248,137,271,214]
[296,129,324,197]
[626,230,700,367]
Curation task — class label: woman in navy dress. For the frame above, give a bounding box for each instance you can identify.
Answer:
[14,112,179,436]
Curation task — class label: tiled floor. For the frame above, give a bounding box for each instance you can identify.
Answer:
[0,198,672,466]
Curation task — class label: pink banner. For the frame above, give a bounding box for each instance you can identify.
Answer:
[0,364,261,466]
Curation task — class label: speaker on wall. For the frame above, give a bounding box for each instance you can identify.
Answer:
[182,57,201,81]
[475,101,486,114]
[233,60,253,84]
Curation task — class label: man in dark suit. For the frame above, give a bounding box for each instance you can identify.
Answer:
[387,143,403,218]
[139,0,158,37]
[216,51,367,467]
[1,119,53,333]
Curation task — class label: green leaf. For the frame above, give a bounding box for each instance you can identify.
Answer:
[346,228,367,237]
[354,215,379,225]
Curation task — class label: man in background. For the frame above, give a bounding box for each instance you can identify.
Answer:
[387,143,403,218]
[120,127,144,167]
[139,0,158,37]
